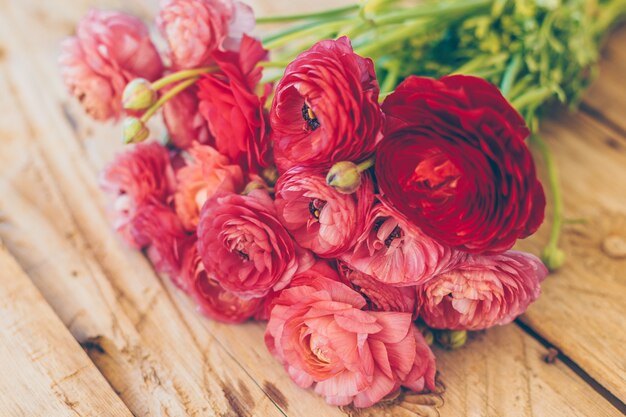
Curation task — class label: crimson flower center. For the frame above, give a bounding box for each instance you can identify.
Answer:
[407,151,461,198]
[301,102,320,131]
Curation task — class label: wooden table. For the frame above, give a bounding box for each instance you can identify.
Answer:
[0,1,624,416]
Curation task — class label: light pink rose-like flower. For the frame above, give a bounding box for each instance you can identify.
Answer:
[265,276,436,407]
[180,241,261,322]
[157,0,255,69]
[131,204,192,283]
[100,142,175,247]
[274,168,374,258]
[162,85,212,149]
[60,10,163,121]
[417,251,548,330]
[174,143,244,230]
[197,189,303,299]
[338,262,417,315]
[343,201,466,286]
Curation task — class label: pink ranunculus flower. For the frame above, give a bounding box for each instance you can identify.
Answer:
[157,0,255,69]
[274,168,374,258]
[417,251,548,330]
[338,262,417,315]
[197,189,302,299]
[265,276,436,407]
[100,142,175,247]
[180,241,261,323]
[342,201,466,286]
[162,85,212,149]
[60,10,163,121]
[174,143,244,230]
[131,204,192,283]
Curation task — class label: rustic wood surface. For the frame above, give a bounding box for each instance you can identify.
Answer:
[0,0,624,416]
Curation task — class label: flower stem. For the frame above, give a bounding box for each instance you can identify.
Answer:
[263,18,354,50]
[255,4,359,23]
[511,87,555,113]
[141,77,199,122]
[151,67,215,91]
[530,134,565,271]
[356,158,375,172]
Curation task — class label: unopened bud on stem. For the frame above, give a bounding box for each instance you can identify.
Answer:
[326,161,362,194]
[123,117,149,144]
[122,78,156,111]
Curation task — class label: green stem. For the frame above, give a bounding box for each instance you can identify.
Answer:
[511,87,554,112]
[500,53,522,98]
[152,67,215,91]
[263,18,354,50]
[380,60,401,95]
[356,19,426,57]
[356,158,375,172]
[530,134,564,270]
[255,4,359,23]
[372,0,491,26]
[141,77,199,122]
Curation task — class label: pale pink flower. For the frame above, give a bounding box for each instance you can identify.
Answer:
[162,85,212,149]
[197,189,303,299]
[274,168,374,258]
[100,142,175,247]
[338,262,417,315]
[180,241,261,322]
[59,10,163,121]
[265,276,436,407]
[174,143,244,230]
[417,251,548,330]
[157,0,255,69]
[343,201,466,286]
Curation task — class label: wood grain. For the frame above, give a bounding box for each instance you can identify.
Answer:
[0,244,132,417]
[0,0,624,416]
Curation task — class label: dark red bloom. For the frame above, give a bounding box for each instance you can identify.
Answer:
[376,75,545,253]
[197,35,271,172]
[270,37,382,172]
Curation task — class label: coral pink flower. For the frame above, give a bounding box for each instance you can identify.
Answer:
[198,35,271,173]
[180,241,261,323]
[174,144,244,230]
[100,142,175,247]
[197,189,301,298]
[131,204,191,282]
[157,0,255,69]
[343,201,466,286]
[274,168,374,258]
[338,262,416,315]
[265,277,436,407]
[162,85,212,149]
[270,37,382,172]
[60,10,163,121]
[417,251,548,330]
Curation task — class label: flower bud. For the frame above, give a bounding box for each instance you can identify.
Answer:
[326,161,361,194]
[122,78,156,111]
[123,117,149,144]
[417,323,434,346]
[541,247,565,271]
[436,330,467,350]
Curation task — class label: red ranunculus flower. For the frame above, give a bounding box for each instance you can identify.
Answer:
[181,241,261,323]
[270,37,382,172]
[417,251,547,330]
[265,276,436,407]
[162,85,212,149]
[376,75,545,253]
[100,142,175,248]
[342,201,466,286]
[274,167,374,258]
[197,189,302,298]
[197,35,271,173]
[60,10,163,121]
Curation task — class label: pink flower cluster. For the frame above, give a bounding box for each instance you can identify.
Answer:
[62,2,548,409]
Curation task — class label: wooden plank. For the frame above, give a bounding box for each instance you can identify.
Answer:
[517,111,626,402]
[0,244,132,417]
[583,25,626,135]
[0,0,623,416]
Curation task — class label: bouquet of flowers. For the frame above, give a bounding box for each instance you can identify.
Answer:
[59,0,624,409]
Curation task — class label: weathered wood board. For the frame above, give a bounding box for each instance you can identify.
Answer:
[0,0,624,416]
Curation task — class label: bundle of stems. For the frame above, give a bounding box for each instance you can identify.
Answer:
[257,0,626,269]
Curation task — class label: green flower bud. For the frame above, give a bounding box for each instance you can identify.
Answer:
[326,161,362,194]
[541,247,565,271]
[436,330,467,350]
[123,117,149,144]
[122,78,156,111]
